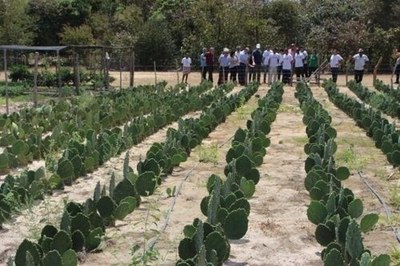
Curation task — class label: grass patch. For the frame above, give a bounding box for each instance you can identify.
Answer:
[278,104,301,114]
[389,186,400,209]
[292,136,308,145]
[335,145,370,171]
[391,246,400,266]
[194,143,219,166]
[0,94,50,106]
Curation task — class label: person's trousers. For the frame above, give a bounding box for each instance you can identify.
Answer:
[238,63,246,85]
[331,67,339,83]
[282,69,291,84]
[229,66,237,82]
[201,66,206,80]
[354,70,364,83]
[308,66,317,77]
[268,66,277,85]
[253,64,262,82]
[303,63,309,77]
[263,65,269,83]
[206,65,213,82]
[218,66,229,85]
[277,66,282,81]
[295,67,304,81]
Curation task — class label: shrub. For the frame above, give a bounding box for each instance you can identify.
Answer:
[9,65,32,82]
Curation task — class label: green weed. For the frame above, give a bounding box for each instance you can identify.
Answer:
[195,144,219,166]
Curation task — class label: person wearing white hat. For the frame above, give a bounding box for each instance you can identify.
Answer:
[252,44,263,82]
[218,48,230,85]
[352,48,369,83]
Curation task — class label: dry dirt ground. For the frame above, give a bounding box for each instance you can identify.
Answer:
[0,72,399,266]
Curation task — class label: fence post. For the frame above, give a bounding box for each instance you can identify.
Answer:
[4,49,8,114]
[119,54,122,90]
[57,50,61,100]
[33,52,39,108]
[373,56,383,86]
[73,49,80,95]
[154,61,157,84]
[130,51,135,88]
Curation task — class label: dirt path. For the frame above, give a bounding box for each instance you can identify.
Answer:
[224,86,321,266]
[82,85,269,265]
[310,85,399,256]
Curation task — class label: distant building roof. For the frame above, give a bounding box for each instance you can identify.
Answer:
[0,45,68,51]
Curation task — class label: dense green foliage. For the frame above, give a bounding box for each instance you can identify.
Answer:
[1,0,399,67]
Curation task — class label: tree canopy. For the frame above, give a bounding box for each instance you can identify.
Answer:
[0,0,399,68]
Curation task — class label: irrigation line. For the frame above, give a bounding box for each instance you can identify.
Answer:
[218,135,234,148]
[146,162,200,252]
[358,171,400,243]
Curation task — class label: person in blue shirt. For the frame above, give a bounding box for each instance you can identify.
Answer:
[252,43,263,82]
[199,47,207,80]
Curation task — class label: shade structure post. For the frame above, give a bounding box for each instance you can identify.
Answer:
[33,52,39,108]
[4,49,9,114]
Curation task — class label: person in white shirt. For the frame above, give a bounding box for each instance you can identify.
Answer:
[330,49,343,83]
[301,47,309,77]
[238,47,249,85]
[181,54,192,83]
[294,49,305,81]
[262,46,271,83]
[281,49,293,85]
[268,49,280,85]
[352,48,369,83]
[229,50,239,84]
[218,48,230,85]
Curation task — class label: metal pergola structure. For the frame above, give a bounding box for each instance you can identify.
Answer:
[1,45,67,114]
[69,45,135,92]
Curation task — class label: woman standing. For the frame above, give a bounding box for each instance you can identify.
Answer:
[229,50,238,84]
[181,53,192,83]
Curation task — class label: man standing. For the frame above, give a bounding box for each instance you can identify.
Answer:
[330,48,343,83]
[204,47,215,83]
[218,48,230,85]
[262,46,271,83]
[200,48,207,80]
[268,48,280,85]
[238,47,249,85]
[252,44,263,82]
[352,48,369,83]
[281,49,293,85]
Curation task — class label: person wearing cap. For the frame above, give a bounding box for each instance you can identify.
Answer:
[330,48,343,83]
[218,48,230,85]
[252,44,263,82]
[352,48,369,83]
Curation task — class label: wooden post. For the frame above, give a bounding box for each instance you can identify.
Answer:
[33,52,39,108]
[73,50,80,95]
[4,49,9,114]
[57,50,61,100]
[119,53,122,90]
[129,51,134,87]
[373,56,383,86]
[154,61,157,84]
[105,51,110,90]
[345,60,349,85]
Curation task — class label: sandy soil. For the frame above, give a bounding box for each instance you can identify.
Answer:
[0,73,399,266]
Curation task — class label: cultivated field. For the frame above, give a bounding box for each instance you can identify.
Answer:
[0,71,399,266]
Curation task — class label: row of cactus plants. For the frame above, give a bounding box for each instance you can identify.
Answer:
[295,81,390,265]
[324,80,400,168]
[346,80,400,118]
[12,83,258,266]
[0,83,227,228]
[176,82,284,265]
[0,82,214,173]
[374,79,400,102]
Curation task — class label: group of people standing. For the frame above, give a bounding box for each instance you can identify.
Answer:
[196,44,320,86]
[181,43,399,85]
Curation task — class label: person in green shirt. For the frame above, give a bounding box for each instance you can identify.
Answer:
[307,51,319,77]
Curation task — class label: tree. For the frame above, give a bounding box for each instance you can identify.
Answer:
[135,17,177,68]
[59,24,95,45]
[0,0,36,44]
